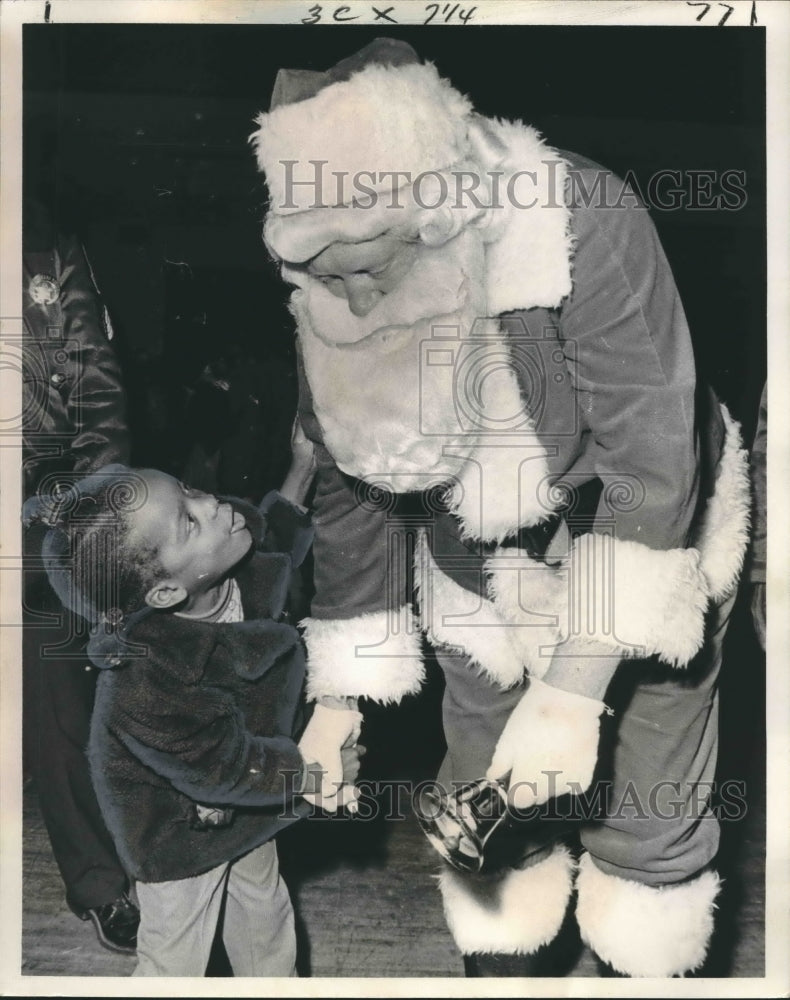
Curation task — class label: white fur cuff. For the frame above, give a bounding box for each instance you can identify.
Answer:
[437,846,575,955]
[575,852,721,977]
[487,403,750,670]
[489,532,711,671]
[568,531,710,668]
[301,606,424,705]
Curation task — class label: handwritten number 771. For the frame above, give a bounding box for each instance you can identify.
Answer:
[687,2,758,25]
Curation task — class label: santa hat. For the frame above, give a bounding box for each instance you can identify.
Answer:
[250,38,574,312]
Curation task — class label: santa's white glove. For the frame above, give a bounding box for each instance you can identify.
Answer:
[298,702,363,802]
[486,677,609,809]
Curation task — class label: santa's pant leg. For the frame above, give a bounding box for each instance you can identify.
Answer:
[433,648,575,974]
[575,589,736,978]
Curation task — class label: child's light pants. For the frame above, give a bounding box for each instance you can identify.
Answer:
[133,840,296,977]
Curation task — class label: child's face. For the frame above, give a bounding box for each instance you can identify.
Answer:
[129,470,253,605]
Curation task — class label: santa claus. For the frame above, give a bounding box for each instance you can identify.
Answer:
[250,38,750,977]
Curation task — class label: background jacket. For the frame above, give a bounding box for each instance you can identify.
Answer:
[748,383,767,585]
[22,200,129,500]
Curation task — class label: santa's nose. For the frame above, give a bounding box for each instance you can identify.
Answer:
[345,280,383,317]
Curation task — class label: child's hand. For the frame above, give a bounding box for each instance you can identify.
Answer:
[290,416,316,471]
[279,416,317,506]
[340,740,365,785]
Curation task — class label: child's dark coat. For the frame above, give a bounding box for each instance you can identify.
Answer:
[86,495,313,884]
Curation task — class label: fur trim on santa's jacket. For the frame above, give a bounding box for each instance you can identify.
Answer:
[293,152,750,702]
[86,493,313,884]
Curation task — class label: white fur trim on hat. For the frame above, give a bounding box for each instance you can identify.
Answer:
[300,606,424,704]
[251,62,472,214]
[575,852,721,977]
[253,62,574,312]
[414,531,524,690]
[437,846,575,955]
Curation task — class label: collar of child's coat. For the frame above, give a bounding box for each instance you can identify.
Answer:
[87,565,301,682]
[101,609,300,684]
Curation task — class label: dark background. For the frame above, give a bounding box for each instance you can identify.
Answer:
[23,24,766,486]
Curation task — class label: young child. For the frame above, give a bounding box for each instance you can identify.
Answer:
[23,459,363,977]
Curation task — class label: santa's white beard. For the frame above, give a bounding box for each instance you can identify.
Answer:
[292,228,513,493]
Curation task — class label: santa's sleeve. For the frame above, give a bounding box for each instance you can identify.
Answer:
[560,171,701,549]
[295,347,424,704]
[551,168,749,667]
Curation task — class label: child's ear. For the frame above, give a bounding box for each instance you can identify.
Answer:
[144,580,187,610]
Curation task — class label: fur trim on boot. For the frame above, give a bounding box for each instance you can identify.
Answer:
[437,846,575,956]
[575,852,721,977]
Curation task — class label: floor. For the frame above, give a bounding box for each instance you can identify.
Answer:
[18,767,767,979]
[19,604,767,982]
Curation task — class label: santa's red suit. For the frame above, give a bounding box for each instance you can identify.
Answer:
[251,39,750,977]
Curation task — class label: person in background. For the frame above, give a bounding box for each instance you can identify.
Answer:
[749,383,767,650]
[22,197,140,953]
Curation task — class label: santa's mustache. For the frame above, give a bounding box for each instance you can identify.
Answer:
[287,231,487,349]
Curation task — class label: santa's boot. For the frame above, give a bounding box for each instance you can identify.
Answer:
[575,852,721,978]
[438,845,576,977]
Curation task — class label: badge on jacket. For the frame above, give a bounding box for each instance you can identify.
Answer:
[29,274,60,305]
